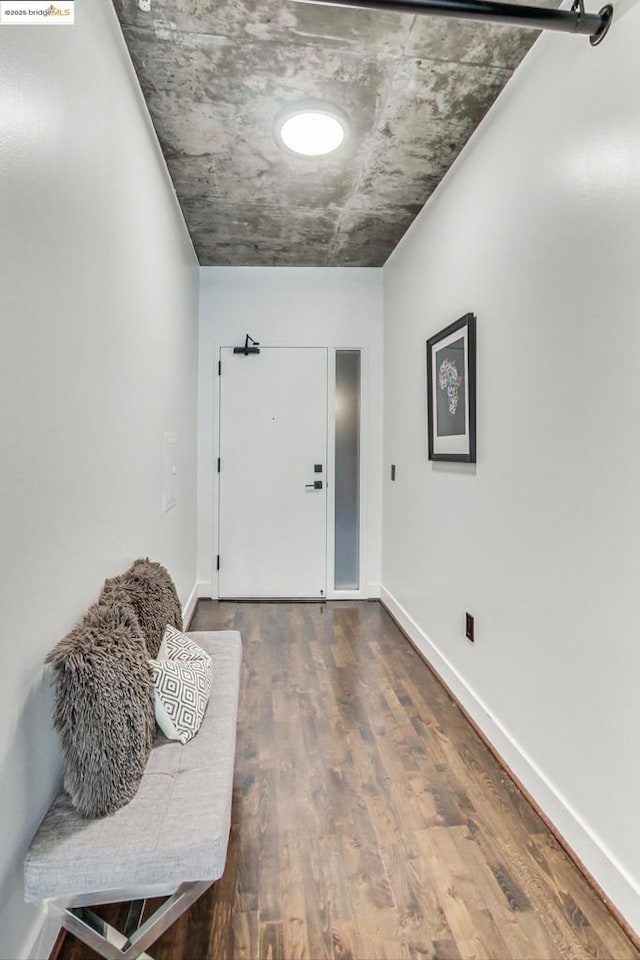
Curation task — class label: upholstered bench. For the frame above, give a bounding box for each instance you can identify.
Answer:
[24,631,242,960]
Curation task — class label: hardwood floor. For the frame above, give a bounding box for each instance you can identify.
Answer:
[56,600,639,960]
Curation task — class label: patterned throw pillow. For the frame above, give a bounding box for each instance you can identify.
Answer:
[150,657,213,745]
[159,624,210,662]
[152,626,213,743]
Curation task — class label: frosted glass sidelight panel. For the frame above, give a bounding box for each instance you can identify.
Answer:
[335,351,361,590]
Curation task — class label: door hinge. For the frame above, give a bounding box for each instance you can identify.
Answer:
[217,457,221,473]
[216,555,220,571]
[218,360,222,375]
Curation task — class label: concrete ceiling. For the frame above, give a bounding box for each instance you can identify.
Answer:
[113,0,547,266]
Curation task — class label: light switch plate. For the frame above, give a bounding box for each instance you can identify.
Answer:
[163,432,177,513]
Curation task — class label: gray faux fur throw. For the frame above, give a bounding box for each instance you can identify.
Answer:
[100,558,182,658]
[47,601,155,818]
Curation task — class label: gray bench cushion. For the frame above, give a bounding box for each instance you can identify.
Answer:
[25,631,242,903]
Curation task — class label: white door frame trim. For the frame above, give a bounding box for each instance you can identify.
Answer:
[212,341,372,600]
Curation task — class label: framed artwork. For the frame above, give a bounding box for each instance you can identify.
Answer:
[426,312,476,462]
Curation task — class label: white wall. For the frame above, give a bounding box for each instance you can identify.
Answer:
[0,3,199,956]
[198,267,383,597]
[383,1,640,934]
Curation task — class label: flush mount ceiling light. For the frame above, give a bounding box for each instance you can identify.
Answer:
[274,101,350,157]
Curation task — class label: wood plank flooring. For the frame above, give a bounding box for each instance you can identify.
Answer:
[56,600,639,960]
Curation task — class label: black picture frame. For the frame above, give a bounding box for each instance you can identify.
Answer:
[426,313,476,463]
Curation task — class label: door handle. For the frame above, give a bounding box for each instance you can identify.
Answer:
[305,480,323,490]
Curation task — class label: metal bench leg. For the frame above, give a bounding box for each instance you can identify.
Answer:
[125,899,146,937]
[59,880,213,960]
[61,907,150,960]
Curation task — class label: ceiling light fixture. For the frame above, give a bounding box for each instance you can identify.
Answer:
[274,101,350,157]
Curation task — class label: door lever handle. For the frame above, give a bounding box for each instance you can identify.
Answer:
[305,480,323,490]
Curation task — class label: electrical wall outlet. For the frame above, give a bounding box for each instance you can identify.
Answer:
[138,0,151,12]
[465,613,474,643]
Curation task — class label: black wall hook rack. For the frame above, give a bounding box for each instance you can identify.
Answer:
[292,0,613,45]
[234,334,261,356]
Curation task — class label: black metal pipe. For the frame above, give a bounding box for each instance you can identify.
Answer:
[292,0,613,44]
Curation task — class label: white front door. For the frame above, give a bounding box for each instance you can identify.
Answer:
[218,346,328,598]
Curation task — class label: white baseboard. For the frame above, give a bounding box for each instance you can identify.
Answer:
[197,581,213,599]
[380,585,640,939]
[182,582,199,627]
[21,906,61,960]
[183,582,214,627]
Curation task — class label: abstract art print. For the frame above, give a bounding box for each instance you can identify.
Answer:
[426,313,476,462]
